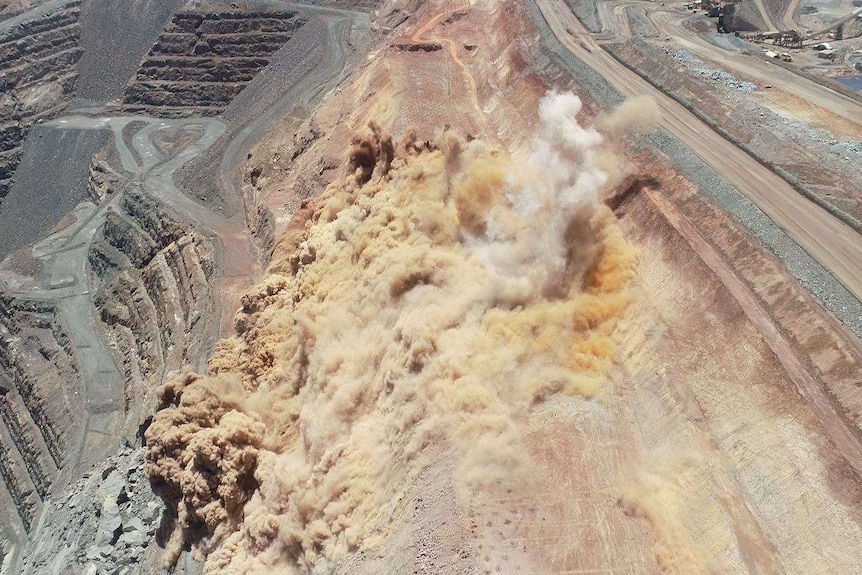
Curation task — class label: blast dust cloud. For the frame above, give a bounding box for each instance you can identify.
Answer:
[144,91,643,573]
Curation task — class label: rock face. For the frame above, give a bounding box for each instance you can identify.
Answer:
[121,8,306,117]
[15,446,165,575]
[89,191,216,423]
[0,296,83,537]
[0,0,83,203]
[0,95,221,575]
[87,151,121,204]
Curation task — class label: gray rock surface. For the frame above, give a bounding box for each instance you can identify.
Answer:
[14,446,171,575]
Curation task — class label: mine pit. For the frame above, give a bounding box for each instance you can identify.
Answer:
[0,0,82,203]
[0,0,861,573]
[0,295,82,533]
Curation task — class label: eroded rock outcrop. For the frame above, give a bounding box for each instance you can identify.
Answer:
[0,296,83,534]
[87,150,121,204]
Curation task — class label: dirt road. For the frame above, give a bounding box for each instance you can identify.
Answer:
[1,115,231,477]
[590,0,862,130]
[219,5,371,208]
[648,9,862,130]
[754,0,780,32]
[782,0,801,30]
[408,0,496,141]
[536,0,862,306]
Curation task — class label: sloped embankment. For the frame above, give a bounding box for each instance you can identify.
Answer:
[89,191,216,423]
[0,296,83,535]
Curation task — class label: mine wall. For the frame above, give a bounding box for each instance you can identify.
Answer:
[122,8,306,117]
[86,151,120,204]
[0,425,36,534]
[89,191,216,425]
[0,77,226,575]
[0,1,368,571]
[74,0,185,103]
[299,0,381,9]
[0,296,83,536]
[0,0,83,203]
[522,0,862,425]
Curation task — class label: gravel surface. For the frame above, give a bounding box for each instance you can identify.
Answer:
[121,120,148,168]
[701,31,754,52]
[564,0,601,33]
[177,16,326,213]
[670,48,699,64]
[525,0,862,337]
[646,129,862,335]
[637,40,862,216]
[525,0,622,106]
[769,114,862,162]
[670,48,757,92]
[692,66,757,92]
[0,126,110,260]
[627,6,659,38]
[75,0,183,104]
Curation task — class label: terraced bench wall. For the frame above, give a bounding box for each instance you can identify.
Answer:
[0,0,82,203]
[121,8,306,117]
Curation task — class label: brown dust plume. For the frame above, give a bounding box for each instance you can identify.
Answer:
[144,91,638,573]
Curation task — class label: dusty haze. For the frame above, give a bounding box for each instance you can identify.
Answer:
[144,92,638,573]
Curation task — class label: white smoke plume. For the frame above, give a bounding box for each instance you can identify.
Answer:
[459,91,607,303]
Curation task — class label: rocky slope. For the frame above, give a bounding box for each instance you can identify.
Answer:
[0,295,83,542]
[14,445,166,575]
[0,2,373,571]
[0,0,82,202]
[3,0,861,573]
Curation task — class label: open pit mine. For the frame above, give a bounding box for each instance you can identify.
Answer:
[0,0,862,573]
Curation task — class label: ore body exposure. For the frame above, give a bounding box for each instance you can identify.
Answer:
[1,1,862,574]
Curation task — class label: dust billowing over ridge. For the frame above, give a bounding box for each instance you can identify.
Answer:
[144,92,639,573]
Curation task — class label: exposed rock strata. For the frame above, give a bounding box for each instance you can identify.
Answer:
[89,191,216,425]
[121,8,306,117]
[0,0,82,202]
[0,296,83,534]
[86,150,121,204]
